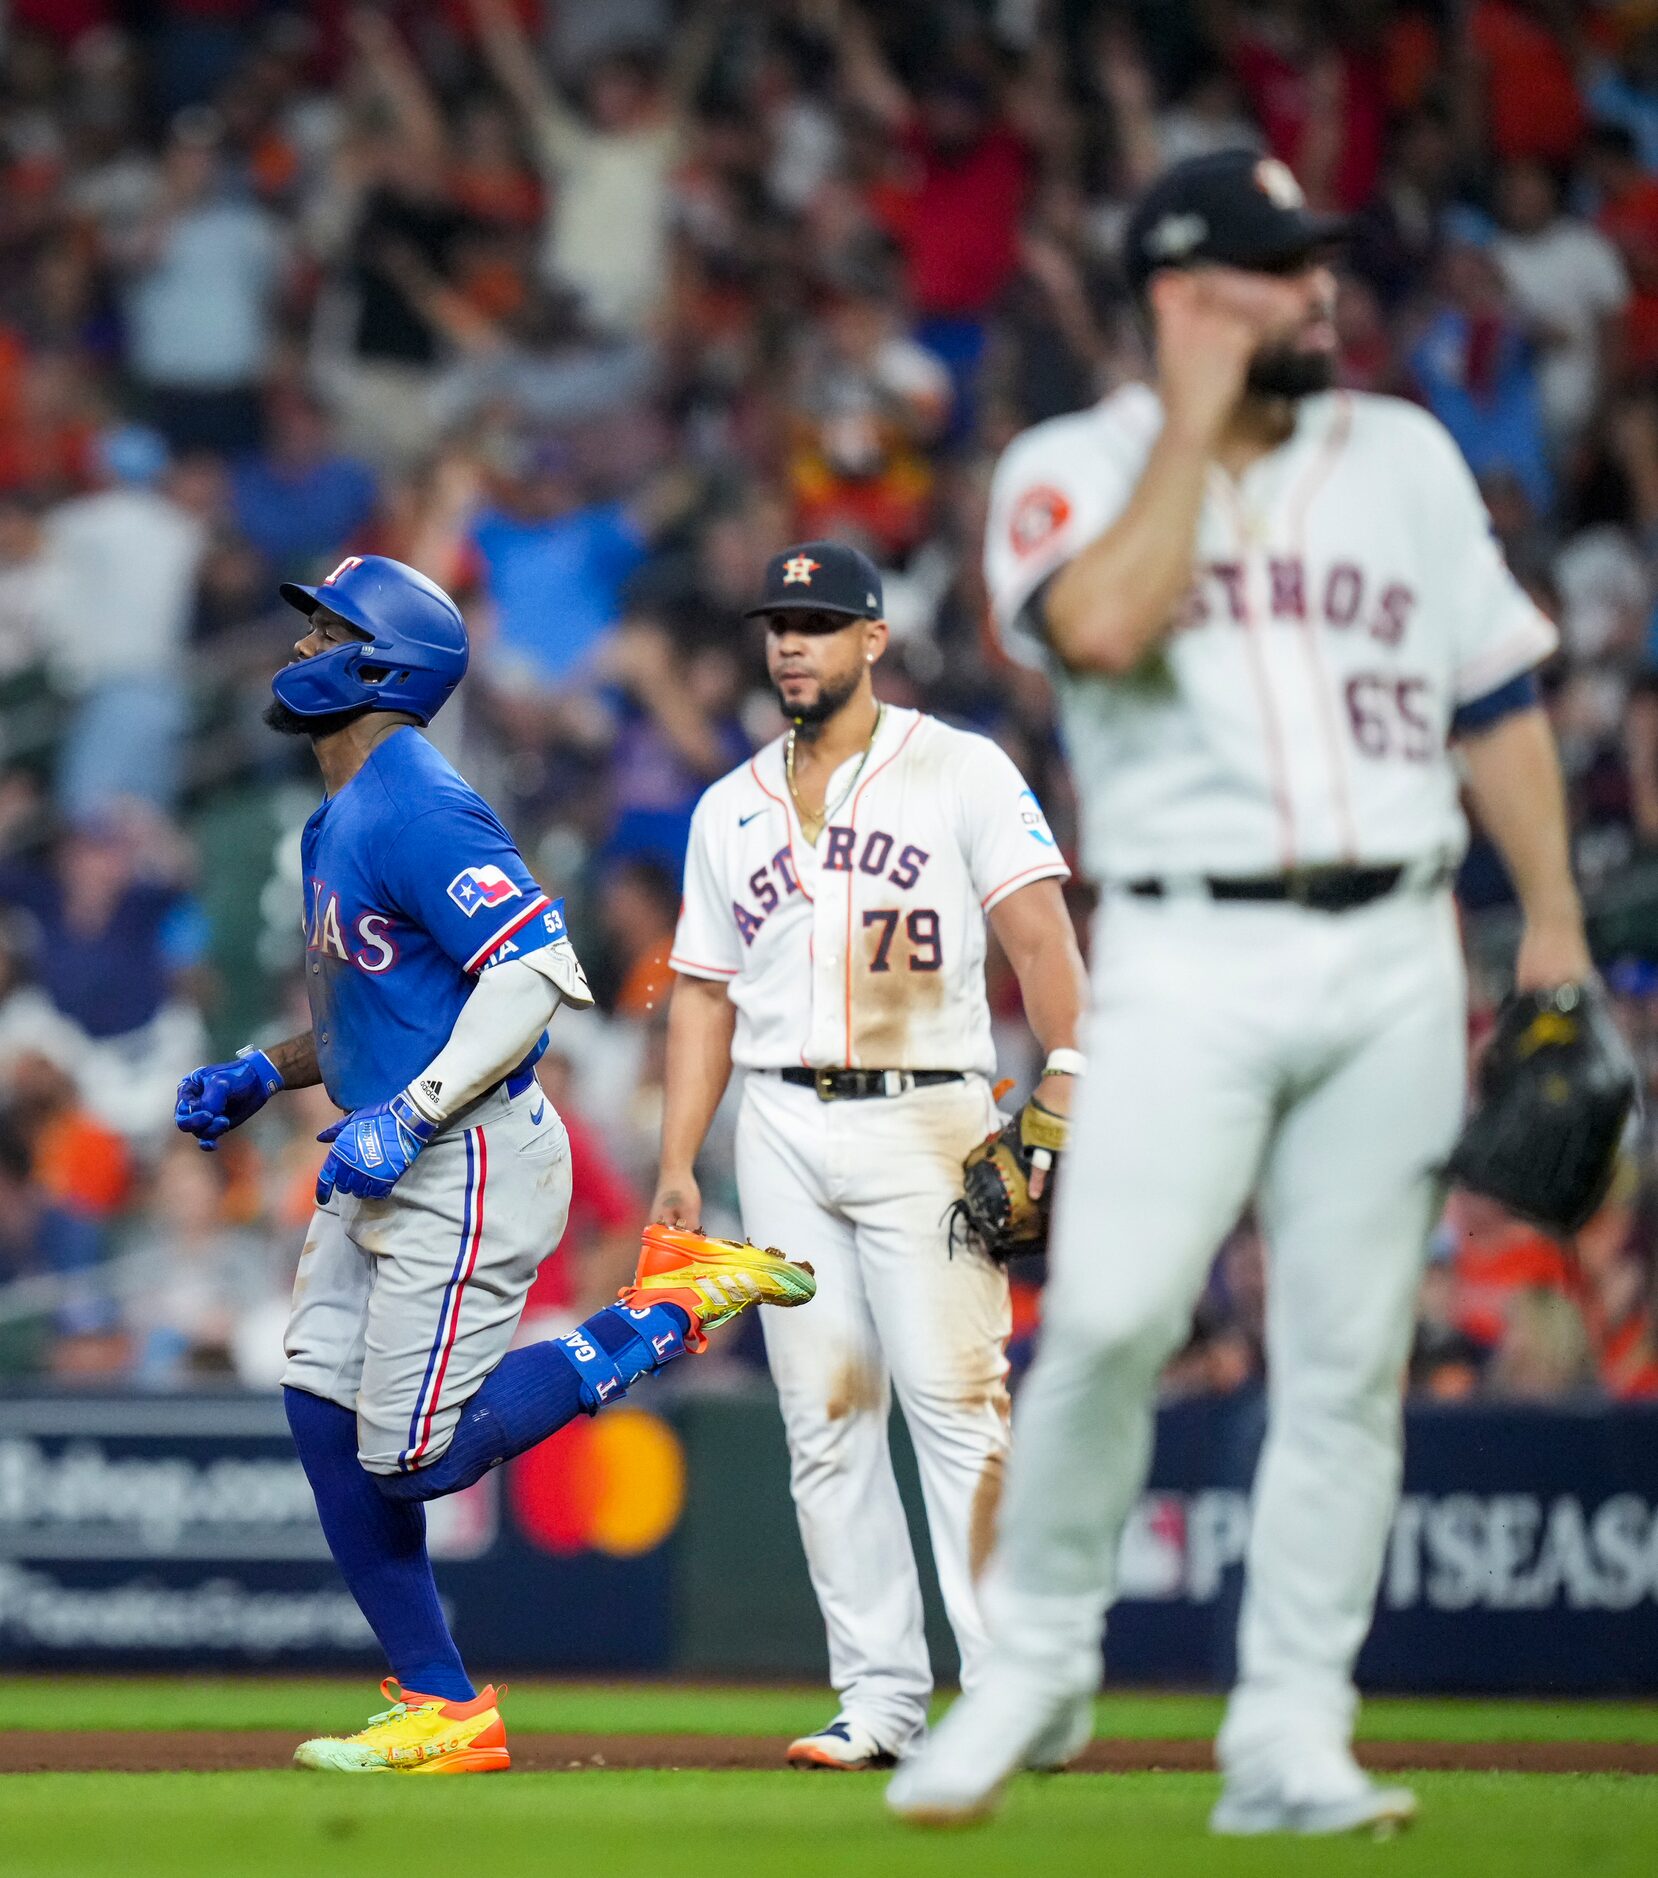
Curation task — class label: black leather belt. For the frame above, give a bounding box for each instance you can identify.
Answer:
[777,1067,966,1101]
[1125,863,1420,914]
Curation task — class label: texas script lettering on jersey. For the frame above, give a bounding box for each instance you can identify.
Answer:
[731,827,932,946]
[307,878,399,975]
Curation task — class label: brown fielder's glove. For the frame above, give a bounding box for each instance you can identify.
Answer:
[1444,980,1637,1237]
[947,1097,1069,1264]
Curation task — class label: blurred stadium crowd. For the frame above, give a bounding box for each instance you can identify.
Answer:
[0,0,1657,1406]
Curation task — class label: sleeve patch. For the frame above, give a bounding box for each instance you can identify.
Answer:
[447,865,522,917]
[463,892,553,973]
[1019,788,1058,848]
[1009,484,1073,558]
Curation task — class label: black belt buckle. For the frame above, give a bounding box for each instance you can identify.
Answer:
[815,1068,841,1101]
[1284,864,1401,913]
[1283,865,1346,911]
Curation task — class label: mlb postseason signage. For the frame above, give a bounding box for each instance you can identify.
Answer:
[0,1392,674,1670]
[675,1394,1658,1695]
[1107,1397,1658,1693]
[2,1389,1655,1689]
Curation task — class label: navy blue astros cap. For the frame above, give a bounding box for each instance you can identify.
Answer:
[1122,149,1350,298]
[743,540,884,624]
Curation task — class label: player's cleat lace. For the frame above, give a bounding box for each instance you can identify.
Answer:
[293,1677,510,1774]
[619,1223,816,1352]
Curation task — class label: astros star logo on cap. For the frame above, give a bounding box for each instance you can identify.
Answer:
[1253,158,1305,209]
[782,555,820,586]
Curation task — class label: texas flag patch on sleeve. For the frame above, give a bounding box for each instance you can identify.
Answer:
[448,864,522,917]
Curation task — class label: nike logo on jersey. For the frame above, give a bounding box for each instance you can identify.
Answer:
[738,809,767,827]
[529,1100,546,1126]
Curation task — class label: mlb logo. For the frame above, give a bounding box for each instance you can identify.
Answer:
[448,865,522,917]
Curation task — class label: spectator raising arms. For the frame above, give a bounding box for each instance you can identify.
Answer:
[0,0,1650,1397]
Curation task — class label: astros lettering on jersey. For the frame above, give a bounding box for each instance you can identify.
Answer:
[670,705,1068,1071]
[984,385,1558,881]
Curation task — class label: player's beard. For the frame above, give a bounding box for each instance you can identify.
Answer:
[262,696,372,739]
[1244,344,1336,400]
[774,661,865,736]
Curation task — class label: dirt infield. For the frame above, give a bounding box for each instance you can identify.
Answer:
[1,1732,1653,1775]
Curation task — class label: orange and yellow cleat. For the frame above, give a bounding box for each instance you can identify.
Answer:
[293,1678,509,1774]
[619,1224,817,1351]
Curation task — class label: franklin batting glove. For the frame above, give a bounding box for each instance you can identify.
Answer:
[315,1092,437,1204]
[175,1049,284,1151]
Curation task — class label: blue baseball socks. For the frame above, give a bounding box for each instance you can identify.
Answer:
[284,1385,474,1702]
[375,1299,691,1502]
[287,1301,691,1695]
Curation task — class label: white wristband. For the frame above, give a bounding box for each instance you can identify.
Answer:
[1042,1048,1088,1079]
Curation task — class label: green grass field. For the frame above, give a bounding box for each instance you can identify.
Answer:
[7,1678,1658,1741]
[1,1681,1654,1878]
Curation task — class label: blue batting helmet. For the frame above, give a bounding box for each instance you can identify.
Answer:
[273,554,469,725]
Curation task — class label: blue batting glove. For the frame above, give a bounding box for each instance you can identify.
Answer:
[175,1050,284,1151]
[315,1092,437,1205]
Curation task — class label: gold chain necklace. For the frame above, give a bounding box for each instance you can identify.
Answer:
[786,704,884,845]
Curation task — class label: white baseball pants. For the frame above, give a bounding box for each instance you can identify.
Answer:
[737,1071,1011,1750]
[983,886,1465,1775]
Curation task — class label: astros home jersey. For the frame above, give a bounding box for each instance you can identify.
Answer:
[984,386,1558,883]
[300,727,568,1110]
[671,706,1068,1077]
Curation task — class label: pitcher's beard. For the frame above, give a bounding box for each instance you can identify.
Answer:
[774,664,864,737]
[1245,345,1335,400]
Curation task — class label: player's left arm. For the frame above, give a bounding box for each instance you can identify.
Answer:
[316,803,595,1203]
[987,878,1090,1198]
[1419,405,1590,993]
[315,949,589,1204]
[958,737,1087,1197]
[1457,699,1592,993]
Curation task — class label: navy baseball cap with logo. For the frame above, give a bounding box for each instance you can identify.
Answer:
[1122,149,1350,298]
[743,540,884,626]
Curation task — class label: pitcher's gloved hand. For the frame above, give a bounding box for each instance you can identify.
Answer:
[174,1050,284,1151]
[316,1091,438,1204]
[946,1097,1069,1264]
[1445,980,1637,1236]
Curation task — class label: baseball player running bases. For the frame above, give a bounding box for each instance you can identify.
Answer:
[174,555,815,1774]
[654,541,1089,1769]
[890,153,1592,1832]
